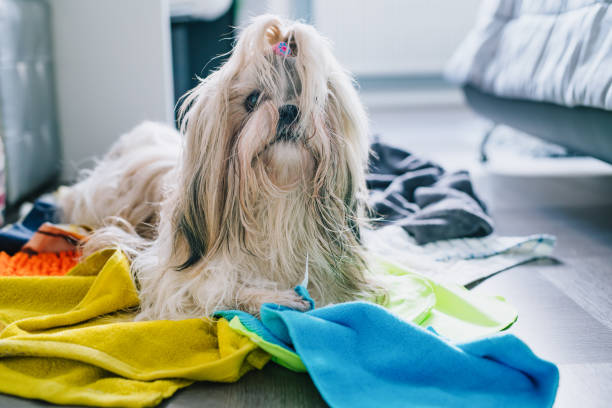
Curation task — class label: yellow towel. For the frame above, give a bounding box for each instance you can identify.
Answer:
[0,249,269,407]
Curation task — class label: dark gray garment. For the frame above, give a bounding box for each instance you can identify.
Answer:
[367,141,493,244]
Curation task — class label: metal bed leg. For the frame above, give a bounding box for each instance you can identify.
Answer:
[479,124,497,163]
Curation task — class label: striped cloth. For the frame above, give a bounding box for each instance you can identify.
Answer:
[364,225,555,286]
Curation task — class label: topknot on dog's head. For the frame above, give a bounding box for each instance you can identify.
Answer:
[229,15,311,67]
[265,23,283,46]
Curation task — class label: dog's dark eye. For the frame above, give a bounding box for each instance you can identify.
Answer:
[244,90,261,112]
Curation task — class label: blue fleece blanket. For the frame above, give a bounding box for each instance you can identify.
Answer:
[217,293,558,408]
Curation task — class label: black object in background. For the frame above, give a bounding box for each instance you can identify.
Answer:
[170,2,236,118]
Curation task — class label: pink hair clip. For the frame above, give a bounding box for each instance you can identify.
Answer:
[273,41,292,57]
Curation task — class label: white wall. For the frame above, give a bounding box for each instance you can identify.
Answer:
[313,0,481,76]
[50,0,174,181]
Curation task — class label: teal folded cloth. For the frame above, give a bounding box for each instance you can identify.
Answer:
[217,290,559,408]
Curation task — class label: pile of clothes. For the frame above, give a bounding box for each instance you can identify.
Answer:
[0,143,559,408]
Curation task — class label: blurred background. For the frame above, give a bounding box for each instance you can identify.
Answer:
[45,0,485,184]
[1,0,611,207]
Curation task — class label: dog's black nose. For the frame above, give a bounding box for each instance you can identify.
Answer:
[276,104,300,141]
[278,104,299,126]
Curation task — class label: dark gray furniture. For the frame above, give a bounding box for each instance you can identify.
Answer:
[0,0,61,207]
[463,85,612,164]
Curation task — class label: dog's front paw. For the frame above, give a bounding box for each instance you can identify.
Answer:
[240,288,312,316]
[275,290,312,312]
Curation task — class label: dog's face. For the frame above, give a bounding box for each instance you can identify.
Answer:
[232,52,313,189]
[174,15,369,271]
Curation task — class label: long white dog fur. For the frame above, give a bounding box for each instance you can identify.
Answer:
[59,15,380,320]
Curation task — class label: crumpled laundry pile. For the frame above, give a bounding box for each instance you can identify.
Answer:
[0,143,559,407]
[366,141,556,287]
[0,244,558,407]
[0,200,87,276]
[0,199,88,277]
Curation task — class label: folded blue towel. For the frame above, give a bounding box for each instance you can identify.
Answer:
[218,290,558,408]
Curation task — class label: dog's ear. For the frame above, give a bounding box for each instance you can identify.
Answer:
[175,169,208,270]
[325,65,370,234]
[174,74,235,270]
[171,14,288,270]
[287,22,368,241]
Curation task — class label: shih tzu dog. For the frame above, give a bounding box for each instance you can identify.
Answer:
[58,15,378,320]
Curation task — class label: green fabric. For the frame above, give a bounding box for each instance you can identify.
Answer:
[229,257,518,372]
[374,258,517,340]
[229,316,307,372]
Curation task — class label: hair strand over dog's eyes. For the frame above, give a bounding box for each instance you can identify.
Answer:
[244,90,261,112]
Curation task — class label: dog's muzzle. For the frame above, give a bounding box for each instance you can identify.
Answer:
[275,104,299,142]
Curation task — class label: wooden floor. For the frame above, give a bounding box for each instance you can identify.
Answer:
[471,174,612,408]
